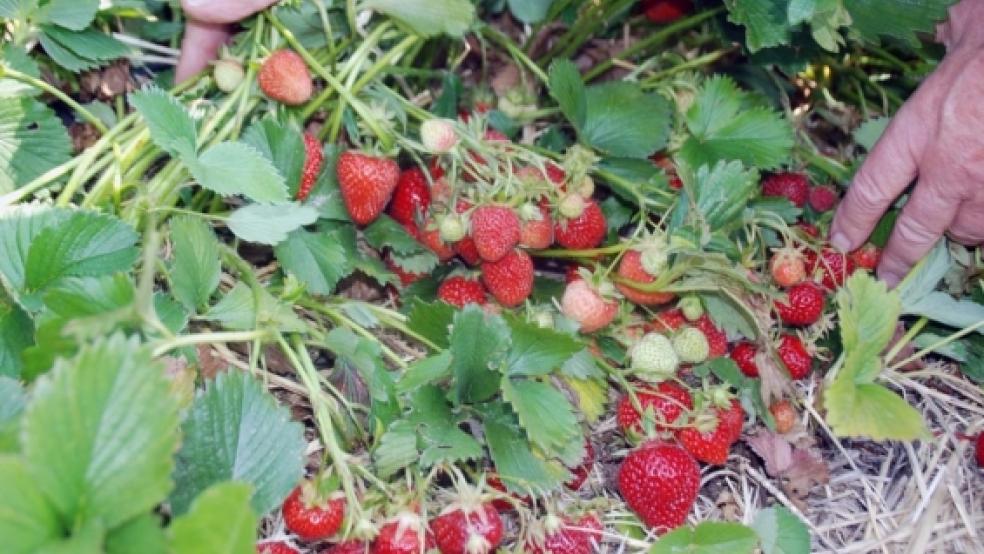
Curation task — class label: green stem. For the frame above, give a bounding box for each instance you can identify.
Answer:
[0,66,109,134]
[887,318,984,371]
[534,242,630,259]
[152,330,270,357]
[480,25,548,84]
[640,48,731,87]
[883,316,927,365]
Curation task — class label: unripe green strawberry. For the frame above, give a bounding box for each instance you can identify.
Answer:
[439,214,467,243]
[420,118,458,153]
[573,175,595,198]
[630,333,679,380]
[558,193,585,219]
[679,296,703,321]
[213,58,244,92]
[672,327,709,364]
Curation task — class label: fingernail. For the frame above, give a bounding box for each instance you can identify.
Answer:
[878,269,901,288]
[830,232,849,252]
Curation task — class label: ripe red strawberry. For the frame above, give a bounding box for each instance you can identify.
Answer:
[618,441,700,531]
[258,49,312,105]
[546,162,566,185]
[554,200,606,249]
[324,541,370,554]
[648,308,687,333]
[282,484,346,541]
[730,341,760,378]
[561,279,618,333]
[775,281,825,326]
[388,168,432,226]
[471,205,521,262]
[761,172,809,208]
[437,276,487,308]
[770,400,796,434]
[296,133,323,201]
[257,541,299,554]
[676,399,744,465]
[420,225,455,262]
[372,514,434,554]
[519,204,554,249]
[481,249,534,307]
[337,151,400,225]
[849,243,881,271]
[527,514,601,554]
[431,503,503,554]
[616,249,675,306]
[976,433,984,468]
[642,0,693,23]
[455,236,481,266]
[796,221,819,237]
[778,334,812,380]
[616,381,693,433]
[694,315,727,358]
[808,185,838,212]
[770,248,806,288]
[805,247,856,290]
[565,441,595,490]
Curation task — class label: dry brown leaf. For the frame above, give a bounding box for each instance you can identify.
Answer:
[747,429,829,509]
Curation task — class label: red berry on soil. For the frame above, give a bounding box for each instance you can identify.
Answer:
[337,151,400,226]
[849,243,881,271]
[761,172,809,208]
[257,541,299,554]
[642,0,693,23]
[616,381,694,433]
[282,485,346,542]
[554,200,606,249]
[561,279,618,333]
[805,247,856,290]
[808,185,838,212]
[388,168,432,226]
[676,399,744,465]
[296,133,323,201]
[730,341,760,378]
[775,281,825,326]
[258,49,313,105]
[778,334,812,380]
[770,249,806,288]
[437,276,487,308]
[565,441,595,491]
[471,205,521,262]
[481,249,534,307]
[618,441,700,532]
[616,249,675,305]
[694,314,727,358]
[770,400,796,434]
[431,504,504,554]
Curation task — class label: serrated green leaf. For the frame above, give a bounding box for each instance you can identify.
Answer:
[580,82,672,159]
[243,118,305,197]
[750,197,801,224]
[155,292,190,334]
[324,327,393,403]
[380,386,483,472]
[363,0,475,37]
[0,0,37,20]
[363,214,433,256]
[0,456,61,553]
[397,350,452,392]
[0,294,32,378]
[837,272,900,382]
[24,211,139,292]
[0,97,72,194]
[505,316,581,376]
[43,274,134,318]
[105,513,167,554]
[650,521,758,554]
[482,402,566,492]
[169,216,221,313]
[171,371,306,516]
[753,506,810,554]
[501,378,579,457]
[560,349,602,379]
[188,142,288,203]
[274,227,354,295]
[0,376,25,450]
[129,87,197,159]
[0,205,70,292]
[204,282,307,333]
[548,59,586,129]
[824,379,929,441]
[39,26,129,71]
[449,306,511,403]
[228,202,319,246]
[681,160,760,233]
[725,0,791,52]
[169,481,256,554]
[0,44,41,98]
[846,0,955,46]
[37,0,99,30]
[405,299,455,348]
[680,76,793,169]
[561,375,607,422]
[702,292,757,339]
[23,334,180,529]
[507,0,553,23]
[304,145,350,220]
[373,420,419,478]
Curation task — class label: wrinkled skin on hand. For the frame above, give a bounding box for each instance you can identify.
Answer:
[175,0,279,82]
[831,0,984,286]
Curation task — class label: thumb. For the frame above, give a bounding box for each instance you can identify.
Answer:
[175,20,230,83]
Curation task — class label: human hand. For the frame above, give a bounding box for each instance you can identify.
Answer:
[175,0,279,82]
[830,0,984,286]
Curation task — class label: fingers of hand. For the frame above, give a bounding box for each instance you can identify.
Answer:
[947,201,984,245]
[175,21,231,83]
[181,0,280,24]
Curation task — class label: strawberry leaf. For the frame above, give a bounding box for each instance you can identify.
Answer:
[725,0,790,52]
[824,380,929,441]
[0,291,33,378]
[0,44,41,98]
[397,351,453,393]
[362,0,475,37]
[837,272,900,381]
[0,98,72,194]
[42,274,134,318]
[0,375,25,450]
[846,0,955,46]
[36,0,99,30]
[481,401,567,492]
[501,377,580,458]
[168,216,221,313]
[651,521,758,554]
[674,160,759,234]
[0,457,61,553]
[448,305,511,404]
[188,142,288,203]
[105,513,168,554]
[504,315,582,377]
[129,87,197,160]
[227,202,319,246]
[169,482,256,554]
[274,227,355,296]
[242,118,306,198]
[752,506,810,554]
[580,82,672,159]
[561,375,608,422]
[548,59,586,130]
[405,299,456,349]
[203,282,307,333]
[38,25,130,71]
[171,371,306,516]
[324,327,400,425]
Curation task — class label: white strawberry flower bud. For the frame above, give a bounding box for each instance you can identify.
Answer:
[213,58,244,92]
[558,193,585,219]
[421,118,459,153]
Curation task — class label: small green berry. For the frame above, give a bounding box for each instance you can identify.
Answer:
[672,327,709,363]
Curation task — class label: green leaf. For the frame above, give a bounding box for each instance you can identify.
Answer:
[405,299,455,349]
[505,316,581,376]
[0,205,69,292]
[482,402,566,492]
[38,26,129,71]
[228,202,319,246]
[0,97,72,194]
[679,76,793,169]
[43,274,134,318]
[507,0,553,23]
[0,44,41,98]
[170,371,305,516]
[725,0,791,52]
[105,514,168,554]
[0,294,33,378]
[303,145,350,220]
[242,118,305,197]
[753,506,810,554]
[204,282,307,333]
[362,0,475,37]
[397,350,453,392]
[169,216,221,313]
[274,227,355,295]
[324,327,394,405]
[0,456,61,553]
[702,292,757,339]
[548,59,586,129]
[501,378,579,457]
[0,376,25,450]
[651,521,758,554]
[0,0,37,21]
[155,292,190,333]
[37,0,99,30]
[188,142,288,203]
[169,481,256,554]
[23,334,180,529]
[363,214,438,274]
[36,520,103,554]
[681,160,760,233]
[449,306,511,403]
[129,87,197,159]
[836,272,900,382]
[853,116,890,151]
[580,82,672,159]
[846,0,955,46]
[373,420,419,478]
[24,211,139,292]
[825,379,929,441]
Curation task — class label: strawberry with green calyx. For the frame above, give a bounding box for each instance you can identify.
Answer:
[526,512,602,554]
[421,118,459,154]
[257,540,300,554]
[629,332,679,380]
[430,478,504,554]
[671,326,709,364]
[437,276,487,308]
[258,49,313,106]
[618,441,700,532]
[775,281,825,326]
[296,133,324,201]
[561,277,619,333]
[554,199,606,249]
[420,221,456,262]
[770,399,796,434]
[805,247,856,290]
[282,475,347,542]
[777,333,812,380]
[212,52,244,93]
[770,247,806,288]
[848,243,881,271]
[337,150,400,226]
[373,512,434,554]
[616,381,693,433]
[387,168,432,226]
[675,394,744,465]
[471,205,521,262]
[730,341,760,377]
[518,202,553,249]
[761,171,809,208]
[678,296,703,321]
[481,249,534,307]
[616,237,675,306]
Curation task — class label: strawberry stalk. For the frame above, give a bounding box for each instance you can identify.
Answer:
[0,65,109,134]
